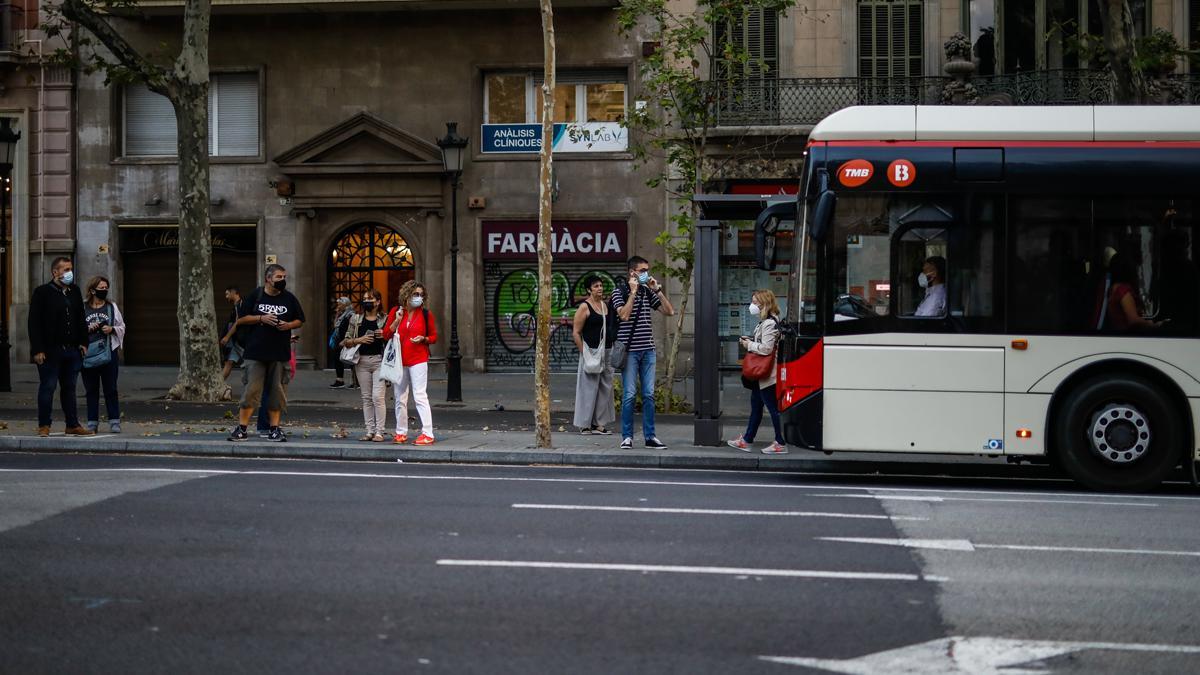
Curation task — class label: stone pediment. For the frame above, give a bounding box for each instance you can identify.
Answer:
[273,112,444,176]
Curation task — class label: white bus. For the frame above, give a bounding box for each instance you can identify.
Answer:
[755,106,1200,491]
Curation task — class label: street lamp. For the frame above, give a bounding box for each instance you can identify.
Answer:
[436,122,468,402]
[0,117,20,392]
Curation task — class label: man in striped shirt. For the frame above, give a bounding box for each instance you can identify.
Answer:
[611,255,675,449]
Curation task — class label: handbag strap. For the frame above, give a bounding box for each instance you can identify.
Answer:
[622,285,643,348]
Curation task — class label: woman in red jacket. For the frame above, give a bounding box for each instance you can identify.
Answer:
[383,280,437,444]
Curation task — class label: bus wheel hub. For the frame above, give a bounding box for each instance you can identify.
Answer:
[1089,404,1151,464]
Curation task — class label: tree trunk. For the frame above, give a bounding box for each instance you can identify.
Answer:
[533,0,556,448]
[1099,0,1147,104]
[167,0,223,401]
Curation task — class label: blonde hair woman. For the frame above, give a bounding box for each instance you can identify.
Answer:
[727,289,787,454]
[382,280,437,445]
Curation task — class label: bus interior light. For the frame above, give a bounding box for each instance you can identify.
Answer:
[1016,429,1033,439]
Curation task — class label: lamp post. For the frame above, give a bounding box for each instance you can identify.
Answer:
[436,122,468,402]
[0,117,20,393]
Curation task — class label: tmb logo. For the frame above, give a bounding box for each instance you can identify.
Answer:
[837,159,874,188]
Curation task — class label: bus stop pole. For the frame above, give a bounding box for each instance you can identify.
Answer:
[693,219,722,446]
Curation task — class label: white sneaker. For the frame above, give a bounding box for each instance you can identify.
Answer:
[761,442,788,455]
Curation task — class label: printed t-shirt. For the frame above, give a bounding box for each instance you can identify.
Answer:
[240,287,306,362]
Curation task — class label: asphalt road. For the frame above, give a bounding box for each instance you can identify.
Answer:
[1,454,1198,673]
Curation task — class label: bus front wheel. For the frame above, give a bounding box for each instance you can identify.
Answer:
[1053,374,1183,492]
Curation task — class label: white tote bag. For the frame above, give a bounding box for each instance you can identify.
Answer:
[379,334,403,384]
[581,309,606,374]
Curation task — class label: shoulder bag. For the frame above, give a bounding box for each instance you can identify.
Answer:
[339,314,363,365]
[740,319,775,381]
[608,287,642,370]
[581,302,606,374]
[82,304,114,369]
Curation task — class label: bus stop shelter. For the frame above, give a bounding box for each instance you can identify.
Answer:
[692,193,796,446]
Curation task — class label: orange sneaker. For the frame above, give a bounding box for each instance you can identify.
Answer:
[414,434,435,446]
[392,433,408,444]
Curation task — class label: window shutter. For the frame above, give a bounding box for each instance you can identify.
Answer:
[213,73,259,156]
[125,84,177,156]
[857,0,923,78]
[711,8,778,79]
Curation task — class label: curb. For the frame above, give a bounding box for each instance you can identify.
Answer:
[0,435,1069,478]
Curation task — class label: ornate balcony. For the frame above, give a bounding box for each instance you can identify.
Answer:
[709,70,1200,128]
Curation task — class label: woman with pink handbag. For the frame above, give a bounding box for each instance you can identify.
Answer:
[728,289,787,454]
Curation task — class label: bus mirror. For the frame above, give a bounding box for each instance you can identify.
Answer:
[754,200,793,271]
[811,190,837,241]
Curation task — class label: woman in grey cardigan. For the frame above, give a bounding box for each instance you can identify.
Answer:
[728,289,787,454]
[571,276,618,435]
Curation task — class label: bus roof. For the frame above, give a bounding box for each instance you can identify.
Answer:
[809,106,1200,143]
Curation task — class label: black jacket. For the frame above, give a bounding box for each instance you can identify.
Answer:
[28,281,87,357]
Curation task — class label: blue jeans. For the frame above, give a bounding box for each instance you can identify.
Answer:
[81,349,120,424]
[744,384,784,445]
[620,349,656,440]
[37,347,82,429]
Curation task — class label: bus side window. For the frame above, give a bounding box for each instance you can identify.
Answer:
[1008,197,1090,333]
[894,227,948,318]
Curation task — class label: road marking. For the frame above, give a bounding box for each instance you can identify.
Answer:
[761,635,1200,673]
[814,493,1156,507]
[0,466,1196,503]
[819,537,1200,558]
[512,503,926,521]
[436,559,942,582]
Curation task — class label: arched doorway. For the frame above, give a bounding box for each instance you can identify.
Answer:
[327,223,416,318]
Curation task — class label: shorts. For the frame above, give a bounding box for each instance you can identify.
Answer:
[239,359,291,413]
[223,342,245,365]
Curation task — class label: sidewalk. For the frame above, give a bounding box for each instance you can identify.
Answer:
[0,365,1039,477]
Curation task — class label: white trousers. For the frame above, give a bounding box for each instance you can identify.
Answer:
[393,361,433,437]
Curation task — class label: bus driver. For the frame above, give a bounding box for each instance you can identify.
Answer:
[914,256,947,317]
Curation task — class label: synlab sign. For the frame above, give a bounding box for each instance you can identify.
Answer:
[482,220,628,261]
[482,123,627,154]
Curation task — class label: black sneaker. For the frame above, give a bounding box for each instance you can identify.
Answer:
[228,425,249,442]
[645,437,668,449]
[267,427,287,442]
[329,381,346,389]
[620,437,633,449]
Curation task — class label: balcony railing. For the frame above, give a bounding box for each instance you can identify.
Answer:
[710,70,1200,127]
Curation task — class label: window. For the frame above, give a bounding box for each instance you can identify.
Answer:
[830,193,996,333]
[712,7,779,79]
[484,71,627,124]
[124,73,261,157]
[858,0,923,78]
[1191,0,1200,70]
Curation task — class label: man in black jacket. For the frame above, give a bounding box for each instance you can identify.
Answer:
[28,256,93,437]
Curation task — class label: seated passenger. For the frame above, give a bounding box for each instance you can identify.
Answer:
[914,256,946,317]
[1099,253,1162,331]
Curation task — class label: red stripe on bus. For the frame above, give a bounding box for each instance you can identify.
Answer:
[777,339,823,412]
[821,140,1200,148]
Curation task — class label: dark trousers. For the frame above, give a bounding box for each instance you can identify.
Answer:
[82,350,120,423]
[744,383,784,444]
[37,347,82,429]
[331,346,346,379]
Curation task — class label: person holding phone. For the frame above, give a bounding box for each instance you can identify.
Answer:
[343,288,388,441]
[383,280,437,445]
[727,289,787,454]
[611,255,675,450]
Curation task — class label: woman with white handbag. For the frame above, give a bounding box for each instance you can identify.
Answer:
[381,280,437,445]
[341,289,388,442]
[571,276,617,435]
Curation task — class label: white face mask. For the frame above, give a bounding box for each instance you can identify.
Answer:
[410,296,424,308]
[61,270,75,286]
[917,272,929,289]
[748,302,761,317]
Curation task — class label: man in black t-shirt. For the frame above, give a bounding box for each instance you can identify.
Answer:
[228,265,305,442]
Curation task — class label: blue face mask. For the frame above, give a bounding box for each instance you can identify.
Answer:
[637,271,650,284]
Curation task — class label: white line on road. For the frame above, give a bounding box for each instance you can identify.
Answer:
[812,493,1156,507]
[435,559,944,582]
[1,466,1196,504]
[512,503,927,521]
[819,537,1200,558]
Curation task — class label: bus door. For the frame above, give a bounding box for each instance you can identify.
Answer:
[822,195,1006,454]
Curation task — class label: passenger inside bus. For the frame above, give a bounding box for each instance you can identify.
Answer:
[914,256,947,317]
[1094,252,1163,332]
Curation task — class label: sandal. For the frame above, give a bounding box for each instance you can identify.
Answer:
[359,434,374,442]
[371,433,385,442]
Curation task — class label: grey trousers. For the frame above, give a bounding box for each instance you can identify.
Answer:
[573,354,616,430]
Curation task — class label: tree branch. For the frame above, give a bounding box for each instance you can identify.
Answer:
[60,0,172,96]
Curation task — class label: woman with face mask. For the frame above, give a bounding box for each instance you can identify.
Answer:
[382,280,437,445]
[81,276,126,433]
[342,289,388,441]
[727,289,787,454]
